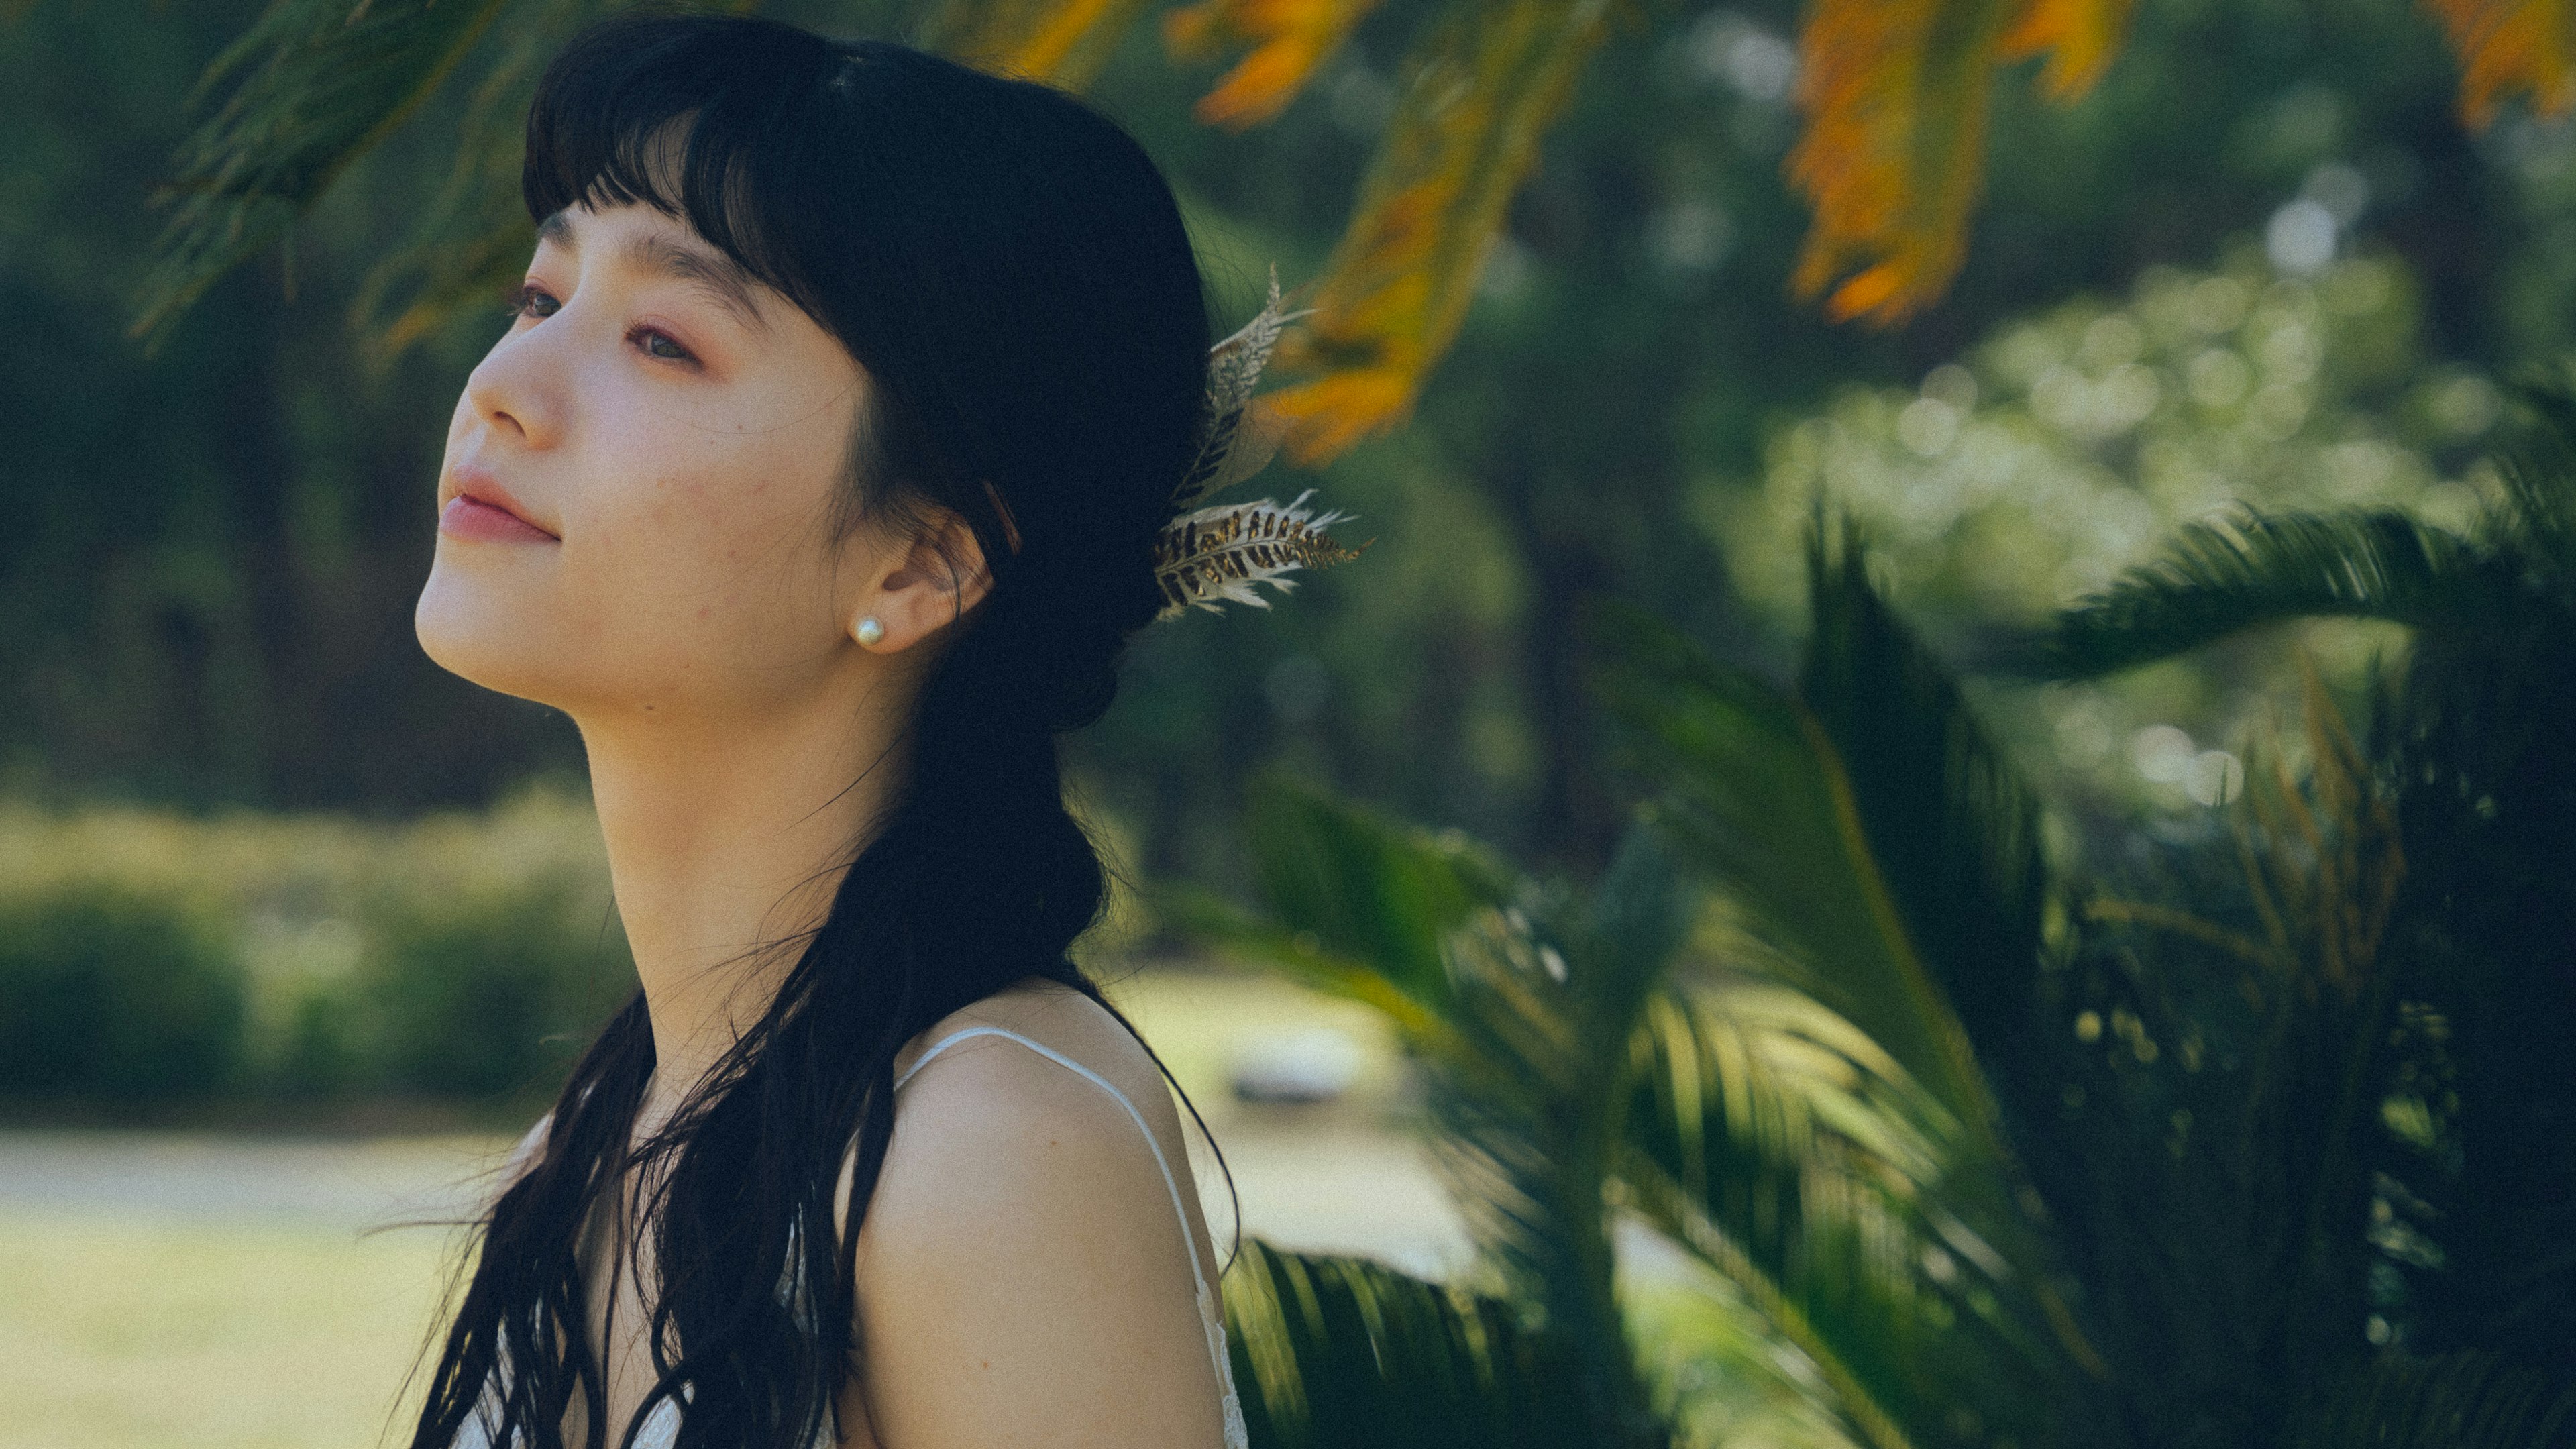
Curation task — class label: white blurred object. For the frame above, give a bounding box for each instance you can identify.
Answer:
[1230,1027,1365,1104]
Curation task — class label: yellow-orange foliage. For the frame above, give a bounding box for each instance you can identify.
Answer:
[1163,0,1386,129]
[1789,0,2135,327]
[2422,0,2576,123]
[922,0,1156,89]
[1263,0,1619,462]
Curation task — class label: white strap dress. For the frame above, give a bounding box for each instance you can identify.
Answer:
[454,1024,1252,1449]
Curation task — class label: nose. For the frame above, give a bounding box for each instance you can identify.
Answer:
[461,315,565,451]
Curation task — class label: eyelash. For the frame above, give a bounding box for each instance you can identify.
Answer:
[503,283,698,364]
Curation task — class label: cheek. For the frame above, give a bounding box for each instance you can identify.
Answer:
[561,417,851,678]
[420,368,861,714]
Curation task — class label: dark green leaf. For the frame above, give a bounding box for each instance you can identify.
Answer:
[1224,1239,1607,1449]
[135,0,529,346]
[1238,768,1519,1012]
[2292,1350,2576,1449]
[2021,507,2498,682]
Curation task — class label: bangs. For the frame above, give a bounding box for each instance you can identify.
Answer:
[521,16,840,322]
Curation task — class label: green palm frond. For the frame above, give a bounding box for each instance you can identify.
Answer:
[133,0,525,347]
[1584,595,1997,1148]
[2023,507,2499,682]
[1232,769,1519,1014]
[1619,977,1948,1449]
[1589,529,2114,1415]
[1799,515,2054,1095]
[2290,1350,2576,1449]
[350,0,628,358]
[1223,1240,1603,1449]
[1178,782,1680,1444]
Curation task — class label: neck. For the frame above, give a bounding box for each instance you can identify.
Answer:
[576,690,910,1126]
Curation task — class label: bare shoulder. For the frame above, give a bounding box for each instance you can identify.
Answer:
[843,979,1229,1449]
[889,978,1172,1122]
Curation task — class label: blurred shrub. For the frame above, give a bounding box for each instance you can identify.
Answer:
[0,779,634,1108]
[347,875,632,1098]
[0,882,245,1098]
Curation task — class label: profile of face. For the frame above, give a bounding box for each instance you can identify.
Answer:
[417,201,985,732]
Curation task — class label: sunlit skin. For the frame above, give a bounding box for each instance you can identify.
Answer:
[419,201,1230,1449]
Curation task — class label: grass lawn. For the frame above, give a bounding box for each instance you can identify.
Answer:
[0,1211,462,1448]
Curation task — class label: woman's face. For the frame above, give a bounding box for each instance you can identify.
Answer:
[417,199,888,727]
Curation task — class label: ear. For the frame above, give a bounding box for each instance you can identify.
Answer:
[851,506,994,652]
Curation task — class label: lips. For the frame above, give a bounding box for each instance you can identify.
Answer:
[441,462,559,544]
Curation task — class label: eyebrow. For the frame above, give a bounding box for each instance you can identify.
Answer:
[536,209,772,335]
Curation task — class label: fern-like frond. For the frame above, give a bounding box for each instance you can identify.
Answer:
[352,0,625,359]
[1263,0,1619,462]
[2291,1350,2576,1449]
[918,0,1158,89]
[1585,598,1998,1141]
[1589,547,2112,1399]
[1152,488,1373,619]
[1223,1240,1601,1449]
[2422,0,2576,127]
[1787,0,2133,325]
[133,0,520,347]
[1163,0,1386,129]
[2025,507,2500,681]
[1228,769,1519,1011]
[1622,1165,1921,1449]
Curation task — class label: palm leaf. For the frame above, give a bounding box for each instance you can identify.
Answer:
[918,0,1159,89]
[1230,768,1519,1012]
[1263,0,1619,462]
[1619,974,1956,1449]
[352,0,626,359]
[1162,0,1386,129]
[2023,507,2502,682]
[2291,1350,2576,1449]
[1223,1239,1603,1449]
[1183,785,1677,1443]
[133,0,522,347]
[1798,516,2054,1087]
[2422,0,2576,127]
[1787,0,2133,324]
[1585,598,1998,1141]
[1587,539,2112,1403]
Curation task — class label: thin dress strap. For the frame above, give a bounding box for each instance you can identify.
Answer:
[896,1026,1250,1449]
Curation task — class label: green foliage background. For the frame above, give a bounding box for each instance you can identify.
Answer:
[12,0,2576,878]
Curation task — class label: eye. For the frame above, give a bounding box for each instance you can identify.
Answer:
[506,283,560,321]
[633,327,698,364]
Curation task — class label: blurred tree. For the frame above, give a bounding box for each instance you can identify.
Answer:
[0,0,582,810]
[10,0,2576,880]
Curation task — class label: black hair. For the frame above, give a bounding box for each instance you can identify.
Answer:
[409,13,1232,1448]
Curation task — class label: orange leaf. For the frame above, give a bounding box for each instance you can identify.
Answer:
[1269,0,1619,462]
[1998,0,2134,99]
[1162,0,1386,130]
[922,0,1157,89]
[2421,0,2576,126]
[1265,369,1421,463]
[1788,0,2133,327]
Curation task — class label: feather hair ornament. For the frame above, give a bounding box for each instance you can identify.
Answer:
[1155,487,1368,619]
[1153,266,1373,621]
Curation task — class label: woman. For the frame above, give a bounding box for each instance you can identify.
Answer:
[410,12,1354,1447]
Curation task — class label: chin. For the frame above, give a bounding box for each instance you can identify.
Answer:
[415,553,576,708]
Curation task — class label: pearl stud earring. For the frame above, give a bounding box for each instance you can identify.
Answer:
[854,615,885,647]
